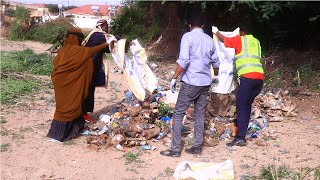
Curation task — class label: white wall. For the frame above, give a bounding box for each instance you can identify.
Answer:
[73,17,111,29]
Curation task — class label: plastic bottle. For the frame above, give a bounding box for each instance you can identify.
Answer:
[156,128,170,140]
[156,132,165,140]
[116,144,124,151]
[99,114,111,124]
[124,90,134,106]
[261,113,269,129]
[252,119,262,129]
[251,131,259,138]
[141,145,157,151]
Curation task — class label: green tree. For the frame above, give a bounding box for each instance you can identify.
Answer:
[46,4,59,14]
[8,6,30,40]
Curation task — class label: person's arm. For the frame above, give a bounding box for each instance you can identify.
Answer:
[87,43,108,56]
[211,45,220,68]
[212,26,225,43]
[170,34,189,92]
[170,64,184,92]
[175,34,190,76]
[172,64,184,79]
[215,31,225,43]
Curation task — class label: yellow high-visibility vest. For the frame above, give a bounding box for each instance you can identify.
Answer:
[234,35,264,77]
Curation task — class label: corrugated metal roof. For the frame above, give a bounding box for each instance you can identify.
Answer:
[65,4,109,16]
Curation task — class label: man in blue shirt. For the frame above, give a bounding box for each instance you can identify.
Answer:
[160,15,219,157]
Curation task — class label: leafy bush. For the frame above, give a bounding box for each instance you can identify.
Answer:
[257,165,320,180]
[124,151,137,164]
[24,18,73,44]
[8,6,29,40]
[110,2,160,45]
[0,49,53,75]
[8,21,25,40]
[14,6,30,21]
[158,102,173,117]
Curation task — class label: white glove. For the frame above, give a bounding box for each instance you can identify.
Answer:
[212,26,219,34]
[170,79,177,92]
[106,35,117,44]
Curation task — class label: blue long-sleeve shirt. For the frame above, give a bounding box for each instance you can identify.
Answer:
[177,28,219,86]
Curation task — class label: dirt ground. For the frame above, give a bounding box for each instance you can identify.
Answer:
[0,39,319,180]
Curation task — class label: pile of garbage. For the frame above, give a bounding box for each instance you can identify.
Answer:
[203,89,298,147]
[83,87,179,151]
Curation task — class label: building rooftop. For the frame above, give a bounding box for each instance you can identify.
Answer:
[65,4,109,16]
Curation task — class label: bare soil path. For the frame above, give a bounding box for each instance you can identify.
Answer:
[0,39,319,180]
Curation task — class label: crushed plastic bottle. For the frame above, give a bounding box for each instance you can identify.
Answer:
[251,131,258,138]
[156,128,170,140]
[116,144,125,151]
[261,113,269,129]
[124,90,135,106]
[153,93,163,102]
[141,145,157,151]
[157,86,163,92]
[99,114,111,124]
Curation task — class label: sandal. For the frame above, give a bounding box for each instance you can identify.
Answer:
[160,149,181,157]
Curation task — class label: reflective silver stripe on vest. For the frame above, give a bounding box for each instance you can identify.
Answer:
[235,54,261,61]
[235,36,261,61]
[258,40,261,58]
[236,63,263,71]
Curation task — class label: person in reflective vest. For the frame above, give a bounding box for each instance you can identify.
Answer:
[212,24,264,147]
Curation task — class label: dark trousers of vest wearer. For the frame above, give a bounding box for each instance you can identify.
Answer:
[236,76,263,138]
[171,82,210,152]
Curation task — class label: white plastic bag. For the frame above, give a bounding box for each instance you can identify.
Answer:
[110,39,158,101]
[173,160,234,180]
[211,28,239,94]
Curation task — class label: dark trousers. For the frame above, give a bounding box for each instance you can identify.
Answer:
[236,76,263,137]
[82,82,95,113]
[171,82,210,152]
[82,57,102,114]
[47,116,85,142]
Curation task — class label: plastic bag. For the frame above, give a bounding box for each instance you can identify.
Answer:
[173,160,234,180]
[211,28,239,94]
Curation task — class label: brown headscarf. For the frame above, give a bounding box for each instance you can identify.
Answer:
[51,27,106,121]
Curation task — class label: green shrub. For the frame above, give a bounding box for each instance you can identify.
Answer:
[124,151,137,164]
[24,18,73,44]
[297,64,320,90]
[8,21,25,40]
[264,68,285,88]
[110,2,160,45]
[0,49,53,75]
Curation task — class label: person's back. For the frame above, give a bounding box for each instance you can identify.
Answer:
[212,23,264,147]
[178,24,218,87]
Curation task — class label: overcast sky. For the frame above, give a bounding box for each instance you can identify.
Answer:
[8,0,122,6]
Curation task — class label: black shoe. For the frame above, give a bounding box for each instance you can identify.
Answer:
[160,150,181,157]
[226,137,247,147]
[185,146,202,155]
